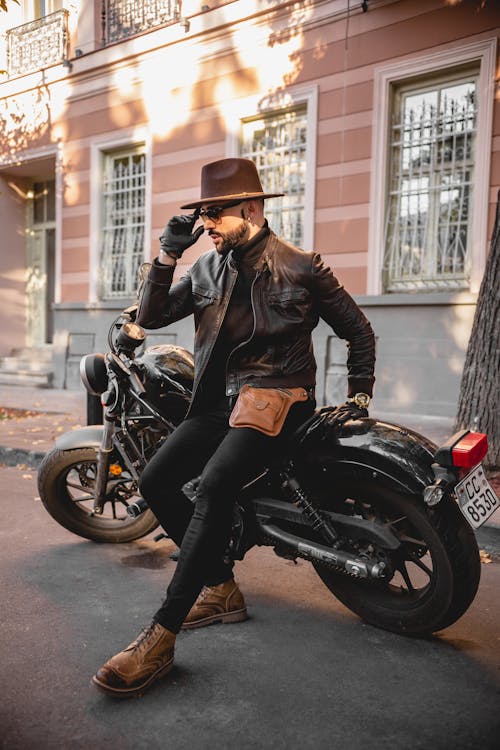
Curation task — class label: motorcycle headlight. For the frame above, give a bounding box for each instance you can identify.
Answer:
[116,322,146,351]
[80,353,108,395]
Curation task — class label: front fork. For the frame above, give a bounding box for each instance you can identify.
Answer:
[93,413,115,515]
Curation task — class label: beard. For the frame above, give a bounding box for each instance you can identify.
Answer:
[209,220,249,256]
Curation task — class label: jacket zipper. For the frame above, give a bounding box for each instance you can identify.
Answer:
[225,269,262,394]
[188,264,238,411]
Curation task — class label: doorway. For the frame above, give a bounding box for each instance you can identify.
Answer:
[26,179,56,346]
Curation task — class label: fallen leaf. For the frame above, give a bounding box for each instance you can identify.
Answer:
[480,549,493,564]
[22,474,33,479]
[33,496,40,502]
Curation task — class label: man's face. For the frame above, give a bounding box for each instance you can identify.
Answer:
[199,201,249,256]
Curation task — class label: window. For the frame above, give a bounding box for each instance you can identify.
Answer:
[100,148,146,299]
[240,105,308,247]
[33,180,55,223]
[33,0,62,19]
[368,40,495,296]
[383,72,477,292]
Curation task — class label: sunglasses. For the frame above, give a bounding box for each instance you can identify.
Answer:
[198,200,243,222]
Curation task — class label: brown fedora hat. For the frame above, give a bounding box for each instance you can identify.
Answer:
[180,158,284,209]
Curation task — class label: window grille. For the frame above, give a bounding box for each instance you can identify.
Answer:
[240,106,307,247]
[383,76,477,291]
[100,149,146,299]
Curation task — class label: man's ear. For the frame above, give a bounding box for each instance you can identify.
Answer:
[245,199,260,219]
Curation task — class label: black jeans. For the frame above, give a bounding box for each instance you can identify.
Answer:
[138,395,314,634]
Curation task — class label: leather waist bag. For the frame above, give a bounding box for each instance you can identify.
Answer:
[229,385,308,437]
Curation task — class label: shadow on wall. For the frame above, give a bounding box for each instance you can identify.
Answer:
[0,81,52,164]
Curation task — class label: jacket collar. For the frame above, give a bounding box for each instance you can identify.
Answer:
[228,220,270,270]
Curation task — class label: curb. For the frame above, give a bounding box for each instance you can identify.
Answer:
[0,446,46,468]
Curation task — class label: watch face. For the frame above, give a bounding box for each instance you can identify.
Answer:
[354,393,370,408]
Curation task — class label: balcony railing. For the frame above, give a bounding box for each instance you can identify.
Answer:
[6,10,69,79]
[101,0,181,45]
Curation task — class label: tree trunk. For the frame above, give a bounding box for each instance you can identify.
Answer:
[455,190,500,468]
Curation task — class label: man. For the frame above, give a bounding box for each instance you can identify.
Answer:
[92,158,375,697]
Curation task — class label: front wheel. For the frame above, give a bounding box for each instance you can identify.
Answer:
[314,482,481,635]
[37,447,159,543]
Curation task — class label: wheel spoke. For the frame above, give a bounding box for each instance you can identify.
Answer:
[398,532,426,547]
[388,515,407,527]
[67,481,93,493]
[70,494,95,503]
[407,553,432,577]
[397,561,415,592]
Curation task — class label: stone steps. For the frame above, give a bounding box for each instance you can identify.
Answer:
[0,348,53,388]
[9,347,53,361]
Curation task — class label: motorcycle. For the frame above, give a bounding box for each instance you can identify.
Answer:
[37,265,499,636]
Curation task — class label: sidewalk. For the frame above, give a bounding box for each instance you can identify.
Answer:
[0,385,87,467]
[0,383,498,530]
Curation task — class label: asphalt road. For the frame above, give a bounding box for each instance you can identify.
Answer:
[1,464,500,750]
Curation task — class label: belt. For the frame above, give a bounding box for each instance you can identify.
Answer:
[227,385,315,409]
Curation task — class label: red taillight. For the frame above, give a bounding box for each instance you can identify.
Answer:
[451,432,488,468]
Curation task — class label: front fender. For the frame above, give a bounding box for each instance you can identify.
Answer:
[298,416,438,496]
[55,424,104,451]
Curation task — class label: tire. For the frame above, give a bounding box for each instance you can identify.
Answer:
[37,447,159,543]
[313,481,481,636]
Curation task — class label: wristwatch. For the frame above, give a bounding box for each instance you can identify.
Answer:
[348,392,371,409]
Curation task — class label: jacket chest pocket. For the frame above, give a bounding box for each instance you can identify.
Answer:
[192,285,218,310]
[267,288,310,311]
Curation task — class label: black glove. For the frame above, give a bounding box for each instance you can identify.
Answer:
[329,400,368,425]
[122,304,138,322]
[159,210,204,259]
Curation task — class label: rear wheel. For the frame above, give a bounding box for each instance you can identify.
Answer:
[37,447,159,543]
[314,481,480,635]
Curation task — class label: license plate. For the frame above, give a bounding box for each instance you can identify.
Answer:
[455,464,500,529]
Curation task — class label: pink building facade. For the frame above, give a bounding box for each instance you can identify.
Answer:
[0,0,498,419]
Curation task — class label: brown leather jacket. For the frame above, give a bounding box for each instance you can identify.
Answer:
[137,231,375,412]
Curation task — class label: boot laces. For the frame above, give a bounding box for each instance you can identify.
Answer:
[130,621,158,654]
[197,586,210,602]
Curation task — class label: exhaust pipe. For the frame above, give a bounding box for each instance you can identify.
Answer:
[260,522,387,579]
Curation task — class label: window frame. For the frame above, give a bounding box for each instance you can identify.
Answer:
[24,0,62,21]
[90,129,152,303]
[226,85,318,251]
[384,68,479,292]
[368,38,496,296]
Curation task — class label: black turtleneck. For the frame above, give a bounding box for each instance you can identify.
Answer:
[196,222,270,407]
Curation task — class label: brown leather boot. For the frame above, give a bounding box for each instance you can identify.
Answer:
[181,579,248,630]
[92,621,176,698]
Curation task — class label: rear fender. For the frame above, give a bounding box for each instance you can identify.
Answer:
[296,416,438,497]
[55,425,104,452]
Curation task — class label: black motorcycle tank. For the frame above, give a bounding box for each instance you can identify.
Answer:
[136,344,194,423]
